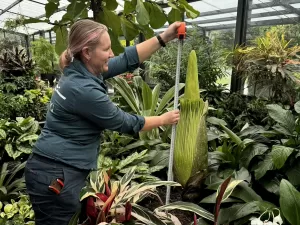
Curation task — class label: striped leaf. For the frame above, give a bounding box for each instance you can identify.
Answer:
[157,201,214,222]
[0,129,6,139]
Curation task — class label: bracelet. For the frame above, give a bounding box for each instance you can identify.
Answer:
[156,34,166,47]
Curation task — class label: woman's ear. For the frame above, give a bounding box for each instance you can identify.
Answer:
[82,47,91,61]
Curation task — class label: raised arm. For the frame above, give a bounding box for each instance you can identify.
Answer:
[102,22,182,80]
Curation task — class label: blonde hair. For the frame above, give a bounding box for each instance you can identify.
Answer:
[59,19,107,69]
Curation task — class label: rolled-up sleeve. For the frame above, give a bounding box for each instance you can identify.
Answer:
[75,85,145,134]
[103,46,140,80]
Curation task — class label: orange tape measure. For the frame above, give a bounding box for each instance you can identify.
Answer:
[177,22,186,39]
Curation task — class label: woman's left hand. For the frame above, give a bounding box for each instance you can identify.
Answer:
[160,21,183,43]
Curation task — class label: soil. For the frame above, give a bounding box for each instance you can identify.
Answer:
[139,186,194,224]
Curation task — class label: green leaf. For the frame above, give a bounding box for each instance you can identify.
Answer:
[68,210,81,225]
[124,0,137,14]
[99,8,122,36]
[108,29,124,55]
[110,76,139,113]
[259,177,280,195]
[151,84,161,116]
[168,8,183,24]
[231,182,262,202]
[5,144,14,159]
[45,1,59,18]
[295,101,300,114]
[138,24,155,39]
[220,124,243,147]
[0,129,6,139]
[136,0,150,26]
[17,145,32,154]
[155,83,185,116]
[266,104,295,135]
[142,79,152,115]
[178,0,200,18]
[279,179,300,225]
[0,186,7,195]
[104,0,118,10]
[271,145,294,169]
[254,154,274,180]
[240,143,269,168]
[144,2,167,29]
[218,202,261,224]
[54,26,68,55]
[18,134,39,142]
[286,161,300,186]
[79,187,97,201]
[157,201,214,222]
[117,150,148,170]
[206,117,227,126]
[121,17,139,41]
[62,0,88,22]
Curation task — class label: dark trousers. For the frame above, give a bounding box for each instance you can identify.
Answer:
[25,154,90,225]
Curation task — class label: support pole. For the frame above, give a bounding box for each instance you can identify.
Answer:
[230,0,252,93]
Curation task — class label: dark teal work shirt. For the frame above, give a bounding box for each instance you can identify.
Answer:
[33,46,145,170]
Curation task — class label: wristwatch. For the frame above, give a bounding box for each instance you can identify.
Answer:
[156,34,166,47]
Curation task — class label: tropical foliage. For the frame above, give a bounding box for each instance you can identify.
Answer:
[22,0,200,55]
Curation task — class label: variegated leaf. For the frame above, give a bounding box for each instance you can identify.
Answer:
[17,145,32,154]
[216,180,243,202]
[0,129,6,139]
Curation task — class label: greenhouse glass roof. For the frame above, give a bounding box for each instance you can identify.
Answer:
[0,0,300,35]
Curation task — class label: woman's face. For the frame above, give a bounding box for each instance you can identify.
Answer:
[86,31,114,74]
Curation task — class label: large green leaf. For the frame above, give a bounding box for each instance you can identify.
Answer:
[178,0,200,18]
[231,182,262,202]
[144,2,167,29]
[155,83,185,116]
[271,145,294,169]
[240,143,269,168]
[108,29,124,55]
[151,84,161,116]
[168,8,183,24]
[62,0,88,22]
[5,144,14,159]
[218,202,261,224]
[294,101,300,114]
[136,0,150,26]
[104,0,118,10]
[99,8,122,36]
[121,17,139,41]
[266,104,295,135]
[138,24,155,39]
[254,154,274,180]
[219,124,243,147]
[111,77,140,113]
[54,26,68,55]
[157,201,214,222]
[45,0,59,18]
[68,210,80,225]
[124,0,137,14]
[259,177,280,195]
[279,179,300,225]
[141,79,153,115]
[206,117,227,126]
[286,161,300,186]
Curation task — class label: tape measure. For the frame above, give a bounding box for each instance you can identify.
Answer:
[166,22,186,205]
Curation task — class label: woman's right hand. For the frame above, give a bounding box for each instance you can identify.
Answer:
[160,109,180,125]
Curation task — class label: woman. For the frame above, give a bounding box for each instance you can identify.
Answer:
[25,19,181,225]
